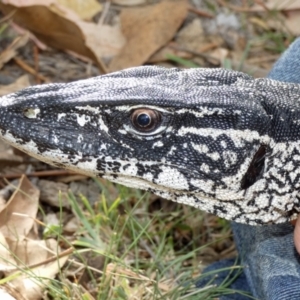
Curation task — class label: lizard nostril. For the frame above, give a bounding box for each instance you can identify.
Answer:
[241,145,266,190]
[23,107,40,119]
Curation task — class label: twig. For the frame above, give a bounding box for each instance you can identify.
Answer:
[0,33,29,69]
[169,44,268,77]
[188,6,215,18]
[13,57,51,83]
[0,169,78,179]
[254,0,270,12]
[196,42,220,53]
[247,54,279,64]
[33,45,40,84]
[217,0,254,12]
[0,10,16,24]
[169,44,219,64]
[98,1,111,25]
[3,247,74,272]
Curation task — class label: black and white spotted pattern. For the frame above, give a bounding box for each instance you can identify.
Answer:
[1,66,300,224]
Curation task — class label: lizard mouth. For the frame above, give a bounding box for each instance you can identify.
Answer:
[241,145,266,190]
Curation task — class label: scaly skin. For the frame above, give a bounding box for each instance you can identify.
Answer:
[1,66,300,224]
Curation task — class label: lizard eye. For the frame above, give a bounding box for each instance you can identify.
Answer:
[131,108,161,132]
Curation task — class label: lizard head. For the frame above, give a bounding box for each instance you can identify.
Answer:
[0,66,299,224]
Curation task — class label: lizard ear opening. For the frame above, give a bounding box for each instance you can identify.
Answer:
[241,145,266,190]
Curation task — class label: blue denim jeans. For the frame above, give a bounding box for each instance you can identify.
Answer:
[197,37,300,300]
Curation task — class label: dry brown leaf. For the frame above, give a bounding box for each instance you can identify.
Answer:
[285,10,300,35]
[4,239,68,300]
[0,231,16,271]
[0,289,18,300]
[0,150,24,166]
[0,175,39,239]
[106,263,151,281]
[11,22,48,50]
[7,238,58,266]
[0,33,29,69]
[249,16,270,31]
[148,43,192,63]
[64,216,79,233]
[112,0,146,5]
[0,196,7,213]
[209,48,229,64]
[57,0,102,20]
[0,215,69,299]
[37,179,69,207]
[103,263,154,299]
[262,8,300,36]
[80,21,126,59]
[176,18,206,52]
[0,75,31,96]
[0,0,92,60]
[252,0,300,11]
[0,0,125,72]
[109,0,188,71]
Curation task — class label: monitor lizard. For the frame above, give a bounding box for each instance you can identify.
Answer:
[0,66,300,225]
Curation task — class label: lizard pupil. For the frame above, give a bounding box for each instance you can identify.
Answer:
[131,108,161,132]
[137,113,151,127]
